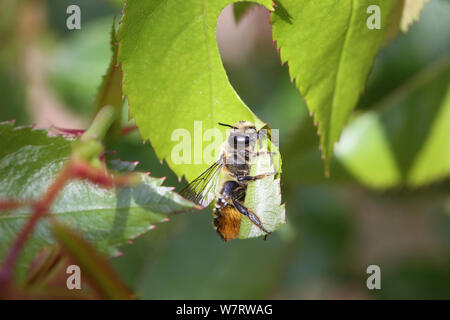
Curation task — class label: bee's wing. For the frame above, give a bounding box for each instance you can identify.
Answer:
[180,161,223,207]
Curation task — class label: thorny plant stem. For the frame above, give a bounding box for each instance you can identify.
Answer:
[81,105,116,143]
[0,105,118,292]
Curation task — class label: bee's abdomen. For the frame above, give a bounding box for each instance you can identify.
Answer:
[213,203,241,242]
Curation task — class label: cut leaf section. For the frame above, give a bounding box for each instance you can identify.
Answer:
[0,122,197,280]
[240,138,285,239]
[118,0,273,181]
[271,0,397,173]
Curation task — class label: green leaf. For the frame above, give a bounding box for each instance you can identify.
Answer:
[272,0,397,173]
[335,54,450,188]
[284,53,450,188]
[117,1,286,240]
[0,122,197,280]
[118,0,273,181]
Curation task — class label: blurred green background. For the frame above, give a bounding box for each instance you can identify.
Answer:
[1,0,449,299]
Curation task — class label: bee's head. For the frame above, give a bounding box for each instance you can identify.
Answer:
[219,121,257,149]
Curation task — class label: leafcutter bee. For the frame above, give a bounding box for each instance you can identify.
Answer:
[180,121,276,241]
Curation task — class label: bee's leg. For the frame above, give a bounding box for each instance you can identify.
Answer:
[231,198,271,235]
[236,171,277,182]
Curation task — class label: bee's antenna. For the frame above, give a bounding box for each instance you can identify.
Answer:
[218,122,237,129]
